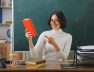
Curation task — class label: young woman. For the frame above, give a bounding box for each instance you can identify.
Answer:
[25,11,72,61]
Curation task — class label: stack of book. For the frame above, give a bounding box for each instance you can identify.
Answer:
[76,45,94,67]
[26,59,46,68]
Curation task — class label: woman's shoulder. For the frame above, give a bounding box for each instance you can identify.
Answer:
[40,30,51,36]
[63,31,72,38]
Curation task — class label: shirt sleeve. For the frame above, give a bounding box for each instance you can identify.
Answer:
[57,34,72,61]
[29,32,46,59]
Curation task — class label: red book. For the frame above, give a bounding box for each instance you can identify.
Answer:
[22,18,37,37]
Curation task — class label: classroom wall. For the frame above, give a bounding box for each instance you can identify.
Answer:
[0,0,12,42]
[0,9,12,42]
[0,26,11,42]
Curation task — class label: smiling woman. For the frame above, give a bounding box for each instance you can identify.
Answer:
[25,11,72,61]
[48,11,66,30]
[50,15,60,30]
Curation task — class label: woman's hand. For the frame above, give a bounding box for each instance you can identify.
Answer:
[25,29,34,48]
[25,29,32,40]
[45,36,60,52]
[45,36,56,46]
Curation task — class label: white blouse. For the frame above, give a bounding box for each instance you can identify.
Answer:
[30,29,72,61]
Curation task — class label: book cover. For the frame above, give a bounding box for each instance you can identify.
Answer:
[77,52,94,57]
[22,18,38,37]
[77,46,94,52]
[77,55,94,61]
[26,63,45,68]
[26,59,46,65]
[77,50,94,54]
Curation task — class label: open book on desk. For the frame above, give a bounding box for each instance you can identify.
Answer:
[25,59,46,68]
[26,58,46,65]
[9,59,46,68]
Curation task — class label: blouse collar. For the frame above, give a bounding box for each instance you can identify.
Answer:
[52,29,62,33]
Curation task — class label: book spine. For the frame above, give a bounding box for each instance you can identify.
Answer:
[36,60,46,64]
[28,19,37,37]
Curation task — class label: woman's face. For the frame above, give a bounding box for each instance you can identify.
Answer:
[50,15,60,30]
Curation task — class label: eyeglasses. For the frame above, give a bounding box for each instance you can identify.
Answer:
[50,19,59,23]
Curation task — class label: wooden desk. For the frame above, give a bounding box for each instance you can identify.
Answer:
[0,60,94,72]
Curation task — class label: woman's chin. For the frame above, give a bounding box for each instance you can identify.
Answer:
[53,28,60,30]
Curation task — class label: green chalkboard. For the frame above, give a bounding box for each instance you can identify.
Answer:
[14,0,94,51]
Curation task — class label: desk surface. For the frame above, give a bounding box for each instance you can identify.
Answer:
[0,60,94,72]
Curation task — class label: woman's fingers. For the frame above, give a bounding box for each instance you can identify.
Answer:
[25,29,32,40]
[25,29,32,36]
[25,29,28,32]
[25,32,32,38]
[45,36,53,40]
[45,36,54,42]
[27,32,32,36]
[45,36,50,39]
